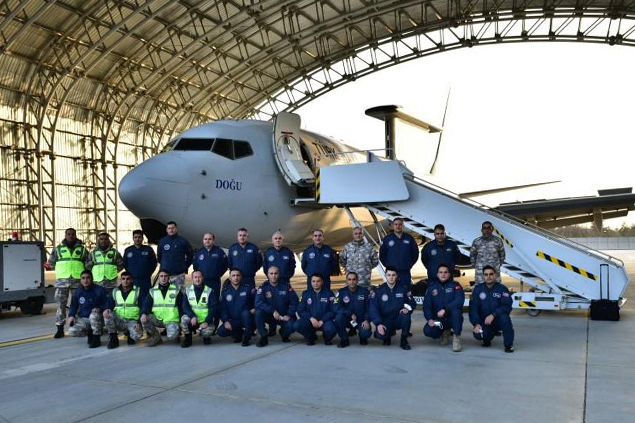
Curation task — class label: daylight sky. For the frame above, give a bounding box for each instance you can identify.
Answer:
[297,42,635,227]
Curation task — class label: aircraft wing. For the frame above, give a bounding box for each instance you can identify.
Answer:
[494,188,635,230]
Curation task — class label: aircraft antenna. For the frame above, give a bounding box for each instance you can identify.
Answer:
[430,87,451,175]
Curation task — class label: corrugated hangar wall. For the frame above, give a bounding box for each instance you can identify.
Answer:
[1,0,634,251]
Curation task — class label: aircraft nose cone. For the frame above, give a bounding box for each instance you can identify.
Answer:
[119,153,190,222]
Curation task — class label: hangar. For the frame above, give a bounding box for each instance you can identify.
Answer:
[0,0,633,248]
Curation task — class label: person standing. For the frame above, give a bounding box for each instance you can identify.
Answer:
[421,224,461,282]
[123,229,157,299]
[48,228,88,338]
[262,231,296,285]
[227,228,263,287]
[301,229,338,291]
[470,221,506,284]
[86,232,124,292]
[379,218,418,288]
[339,227,379,288]
[193,231,228,295]
[157,221,193,290]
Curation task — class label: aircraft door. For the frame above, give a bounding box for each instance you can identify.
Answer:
[273,112,315,187]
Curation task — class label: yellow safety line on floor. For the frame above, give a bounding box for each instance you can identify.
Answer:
[0,333,53,348]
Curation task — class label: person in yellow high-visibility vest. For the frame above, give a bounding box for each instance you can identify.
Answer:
[180,270,218,348]
[140,269,183,347]
[103,272,143,349]
[86,232,124,292]
[48,228,88,339]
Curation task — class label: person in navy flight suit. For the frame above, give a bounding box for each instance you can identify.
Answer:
[423,264,465,352]
[420,224,461,282]
[294,273,337,345]
[301,229,338,291]
[123,229,157,299]
[193,232,228,295]
[255,266,299,347]
[157,221,193,290]
[262,231,296,284]
[379,218,419,288]
[333,272,372,348]
[216,268,256,346]
[470,265,514,353]
[227,228,263,287]
[369,266,416,350]
[67,270,108,349]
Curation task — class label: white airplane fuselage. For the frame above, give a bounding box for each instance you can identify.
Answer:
[119,120,378,250]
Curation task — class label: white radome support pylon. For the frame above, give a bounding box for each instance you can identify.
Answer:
[318,160,629,312]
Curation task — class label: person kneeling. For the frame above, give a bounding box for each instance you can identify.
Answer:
[255,266,298,347]
[334,272,372,348]
[180,270,218,348]
[140,270,183,346]
[103,272,143,349]
[216,268,256,346]
[469,265,514,353]
[293,273,337,346]
[369,267,416,350]
[423,264,465,352]
[67,270,107,348]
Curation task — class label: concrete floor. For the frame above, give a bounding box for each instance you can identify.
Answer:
[0,251,633,423]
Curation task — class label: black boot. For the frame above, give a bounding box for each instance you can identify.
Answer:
[89,333,101,349]
[54,325,65,339]
[337,339,350,348]
[267,325,277,337]
[107,333,119,349]
[181,332,192,348]
[86,328,93,345]
[241,336,251,347]
[203,337,212,345]
[127,333,136,345]
[400,336,411,350]
[257,335,268,348]
[382,337,391,346]
[360,338,368,345]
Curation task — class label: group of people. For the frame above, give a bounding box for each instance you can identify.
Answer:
[48,219,514,352]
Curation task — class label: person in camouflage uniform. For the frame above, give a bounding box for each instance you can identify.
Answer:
[141,270,184,346]
[470,221,506,284]
[86,232,124,292]
[103,272,143,349]
[339,227,379,288]
[67,270,107,348]
[48,228,88,338]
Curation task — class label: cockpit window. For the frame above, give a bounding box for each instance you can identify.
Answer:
[161,139,178,153]
[234,140,253,159]
[173,138,215,151]
[212,138,233,159]
[164,136,252,160]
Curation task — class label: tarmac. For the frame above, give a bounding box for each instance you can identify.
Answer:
[0,251,633,423]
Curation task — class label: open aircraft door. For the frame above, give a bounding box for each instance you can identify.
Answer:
[273,112,315,187]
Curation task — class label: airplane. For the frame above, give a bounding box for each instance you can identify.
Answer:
[118,106,635,255]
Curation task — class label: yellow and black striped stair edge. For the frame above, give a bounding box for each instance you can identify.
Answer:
[536,250,598,281]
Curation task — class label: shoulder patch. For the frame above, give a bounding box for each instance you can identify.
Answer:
[455,284,463,290]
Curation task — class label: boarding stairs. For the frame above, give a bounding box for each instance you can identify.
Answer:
[316,160,629,312]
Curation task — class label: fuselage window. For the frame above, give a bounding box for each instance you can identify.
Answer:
[173,138,215,151]
[233,140,253,159]
[212,138,234,159]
